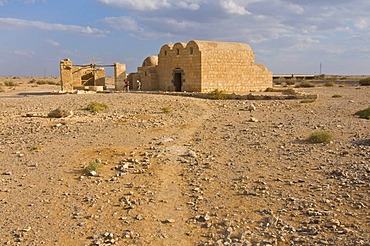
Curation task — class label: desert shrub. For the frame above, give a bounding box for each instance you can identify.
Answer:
[359,77,370,86]
[355,107,370,120]
[296,81,315,88]
[208,89,227,100]
[282,88,297,95]
[324,81,336,87]
[307,131,333,143]
[300,99,316,103]
[36,80,47,85]
[85,160,102,174]
[28,79,36,84]
[161,106,173,113]
[36,80,56,85]
[265,87,296,95]
[286,80,296,85]
[273,80,283,85]
[85,102,108,113]
[265,87,276,92]
[4,81,16,87]
[338,84,345,88]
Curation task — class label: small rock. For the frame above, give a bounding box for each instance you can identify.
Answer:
[48,107,73,118]
[161,219,176,224]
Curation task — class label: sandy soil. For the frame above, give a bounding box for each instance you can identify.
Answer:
[0,79,369,245]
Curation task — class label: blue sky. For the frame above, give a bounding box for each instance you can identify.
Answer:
[0,0,369,76]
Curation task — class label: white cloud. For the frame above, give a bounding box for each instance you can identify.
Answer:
[104,16,140,31]
[45,39,61,47]
[14,50,36,56]
[99,0,170,11]
[0,17,108,36]
[99,0,205,11]
[220,0,250,15]
[355,18,368,29]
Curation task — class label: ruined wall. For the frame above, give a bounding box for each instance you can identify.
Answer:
[60,59,74,91]
[114,63,126,91]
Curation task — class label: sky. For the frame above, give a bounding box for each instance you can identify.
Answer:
[0,0,369,76]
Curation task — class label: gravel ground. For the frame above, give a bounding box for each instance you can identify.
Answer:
[0,81,369,245]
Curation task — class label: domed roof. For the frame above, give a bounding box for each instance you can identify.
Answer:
[142,56,158,67]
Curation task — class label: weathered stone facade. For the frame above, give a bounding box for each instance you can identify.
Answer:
[60,59,126,92]
[130,40,272,93]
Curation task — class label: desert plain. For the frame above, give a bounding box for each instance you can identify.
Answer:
[0,77,369,245]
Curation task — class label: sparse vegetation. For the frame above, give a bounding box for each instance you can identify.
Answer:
[161,106,173,113]
[28,79,60,85]
[307,131,334,143]
[4,81,16,87]
[285,80,296,85]
[359,77,370,86]
[30,145,43,152]
[324,81,336,87]
[265,87,296,95]
[208,89,227,100]
[296,81,315,88]
[355,107,370,120]
[84,160,102,174]
[300,99,316,103]
[332,94,342,98]
[85,102,108,113]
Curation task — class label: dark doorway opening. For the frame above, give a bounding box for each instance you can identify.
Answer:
[173,70,182,92]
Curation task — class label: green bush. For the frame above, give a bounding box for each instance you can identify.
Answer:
[355,107,370,120]
[359,77,370,86]
[85,160,102,174]
[85,102,108,113]
[324,81,336,87]
[296,81,315,88]
[208,89,227,100]
[307,131,334,143]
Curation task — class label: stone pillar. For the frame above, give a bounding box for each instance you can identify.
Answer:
[114,63,126,91]
[60,59,73,91]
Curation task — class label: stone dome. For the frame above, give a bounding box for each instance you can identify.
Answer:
[142,56,158,67]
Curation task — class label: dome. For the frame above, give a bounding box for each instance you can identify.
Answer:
[142,56,158,67]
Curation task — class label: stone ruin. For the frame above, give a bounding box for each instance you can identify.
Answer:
[60,40,272,93]
[60,59,126,92]
[129,40,273,93]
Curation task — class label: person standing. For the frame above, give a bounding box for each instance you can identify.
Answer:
[124,79,129,92]
[137,79,141,91]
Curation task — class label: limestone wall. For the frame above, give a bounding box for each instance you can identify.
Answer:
[157,42,202,92]
[134,40,272,93]
[198,41,271,92]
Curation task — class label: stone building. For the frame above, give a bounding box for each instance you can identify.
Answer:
[130,40,272,93]
[60,59,126,92]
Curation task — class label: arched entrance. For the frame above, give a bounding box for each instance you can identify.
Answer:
[173,68,183,92]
